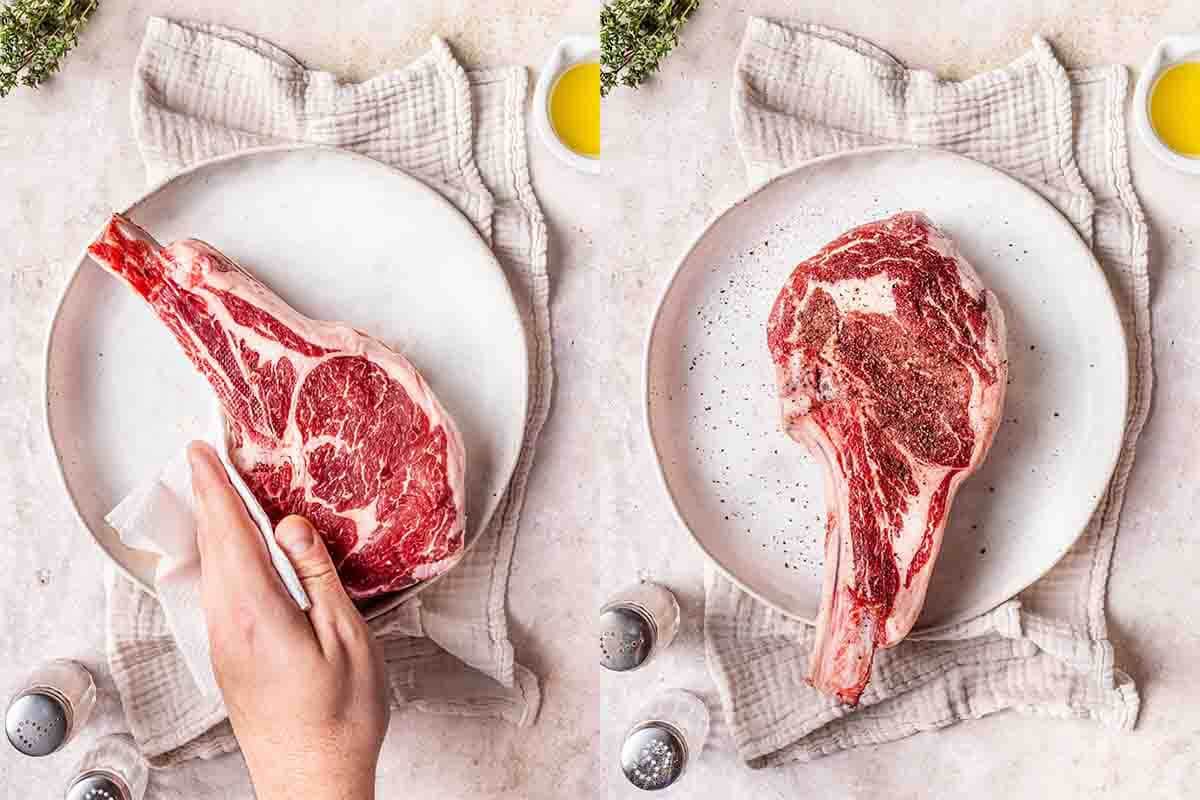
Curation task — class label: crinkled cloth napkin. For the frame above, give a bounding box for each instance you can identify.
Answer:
[104,17,550,767]
[705,18,1151,767]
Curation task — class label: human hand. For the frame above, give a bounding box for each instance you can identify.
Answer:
[188,441,389,800]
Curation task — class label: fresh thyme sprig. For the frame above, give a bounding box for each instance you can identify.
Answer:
[0,0,98,98]
[600,0,699,97]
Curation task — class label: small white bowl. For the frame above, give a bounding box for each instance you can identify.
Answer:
[533,35,600,174]
[1133,33,1200,174]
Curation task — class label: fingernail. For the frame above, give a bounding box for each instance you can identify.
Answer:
[187,441,215,472]
[276,517,315,556]
[186,441,204,468]
[187,443,216,496]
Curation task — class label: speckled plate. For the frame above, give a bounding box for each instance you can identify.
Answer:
[645,146,1128,628]
[44,145,529,618]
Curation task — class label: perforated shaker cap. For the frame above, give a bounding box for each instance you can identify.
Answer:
[620,721,688,790]
[66,771,131,800]
[599,603,657,671]
[5,690,69,757]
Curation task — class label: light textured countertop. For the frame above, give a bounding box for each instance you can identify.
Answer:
[2,1,1198,798]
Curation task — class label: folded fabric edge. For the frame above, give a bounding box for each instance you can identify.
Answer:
[428,36,497,241]
[1029,35,1098,243]
[745,17,904,72]
[105,566,232,759]
[403,662,542,727]
[421,58,552,693]
[745,653,1141,768]
[144,16,303,71]
[475,60,550,689]
[1069,61,1154,644]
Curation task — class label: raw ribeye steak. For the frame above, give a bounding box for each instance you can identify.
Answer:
[88,214,467,599]
[767,211,1007,704]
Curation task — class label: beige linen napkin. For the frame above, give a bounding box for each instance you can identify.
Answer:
[105,17,551,766]
[705,18,1151,767]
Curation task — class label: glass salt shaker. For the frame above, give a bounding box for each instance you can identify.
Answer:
[620,689,710,791]
[598,581,680,671]
[65,733,149,800]
[5,659,97,757]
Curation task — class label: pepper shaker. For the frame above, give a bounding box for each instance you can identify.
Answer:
[5,659,97,757]
[620,689,710,791]
[65,733,149,800]
[599,581,681,671]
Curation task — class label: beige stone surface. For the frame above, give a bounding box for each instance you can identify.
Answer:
[1,1,1198,797]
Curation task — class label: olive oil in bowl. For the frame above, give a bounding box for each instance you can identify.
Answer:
[549,62,600,158]
[533,35,600,173]
[1149,61,1200,157]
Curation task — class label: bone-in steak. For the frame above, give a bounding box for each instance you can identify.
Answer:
[767,211,1007,704]
[88,214,467,599]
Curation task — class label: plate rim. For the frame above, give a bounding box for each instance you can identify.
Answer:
[43,143,530,618]
[642,143,1130,627]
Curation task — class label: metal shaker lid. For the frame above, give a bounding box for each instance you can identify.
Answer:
[620,721,688,790]
[66,770,131,800]
[5,690,69,757]
[599,603,656,671]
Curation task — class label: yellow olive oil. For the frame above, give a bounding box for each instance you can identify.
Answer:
[1149,61,1200,157]
[550,62,600,158]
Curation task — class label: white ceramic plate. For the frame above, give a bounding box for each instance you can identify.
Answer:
[45,145,529,616]
[645,146,1128,628]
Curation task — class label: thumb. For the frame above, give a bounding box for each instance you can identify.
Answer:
[274,516,354,615]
